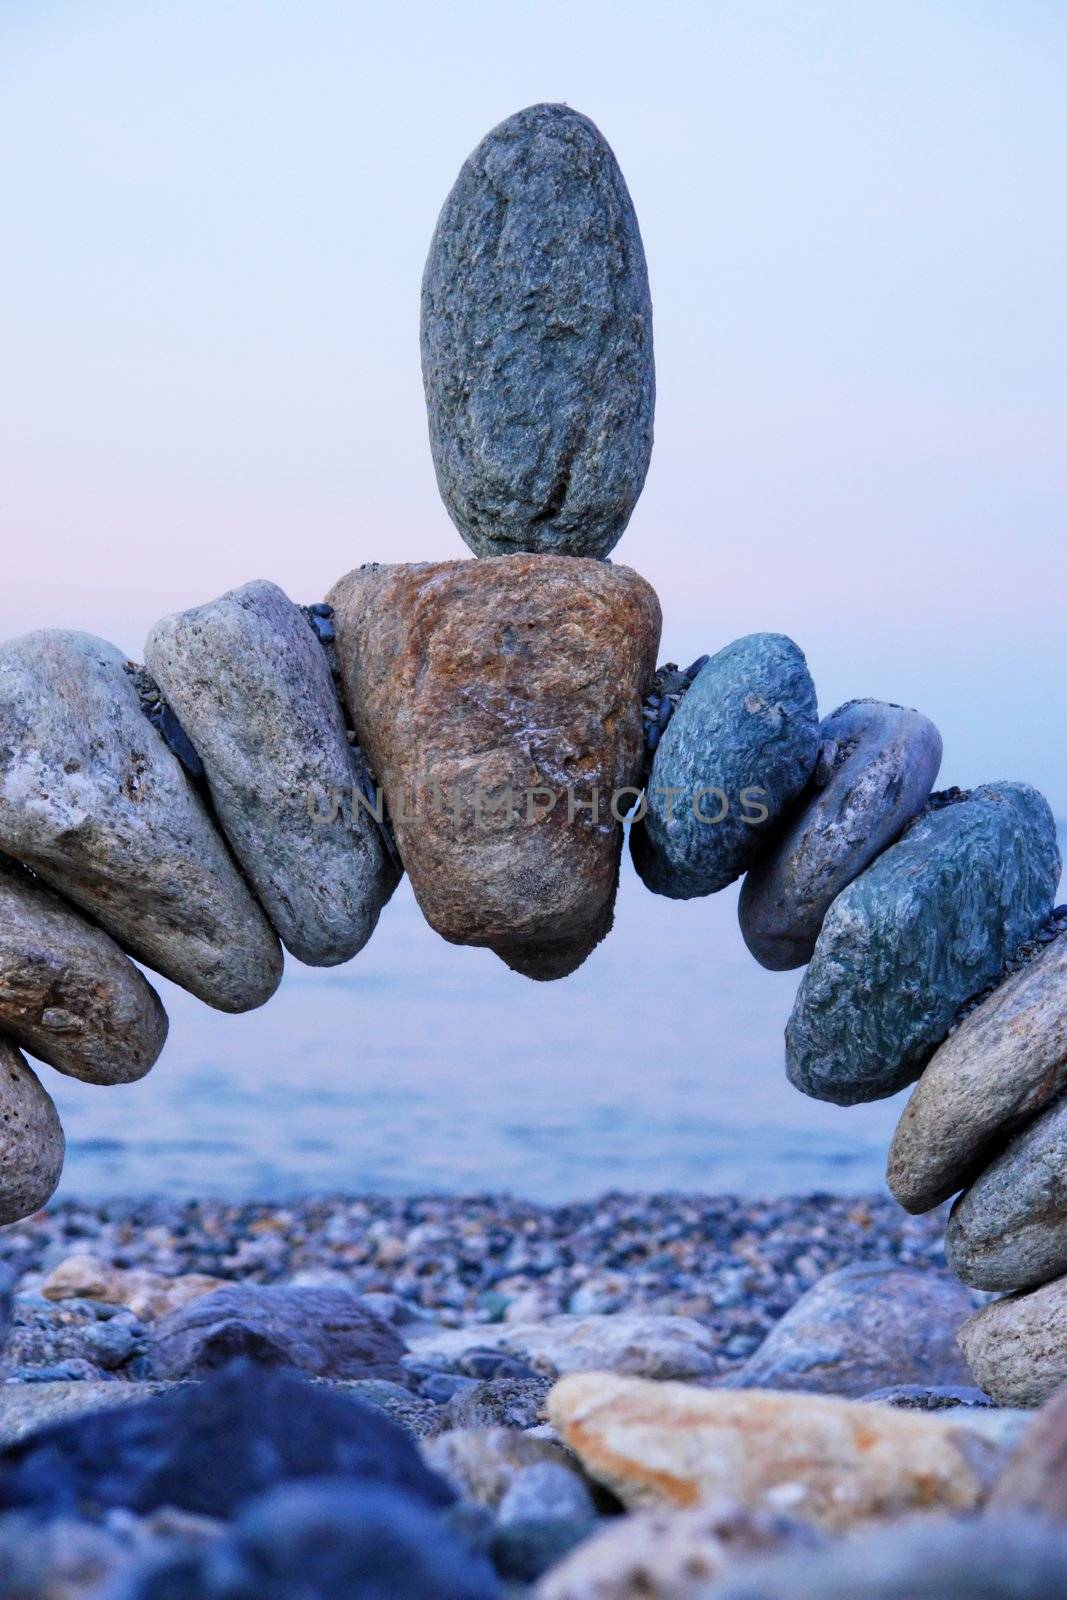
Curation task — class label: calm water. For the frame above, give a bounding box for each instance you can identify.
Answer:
[48,840,1029,1205]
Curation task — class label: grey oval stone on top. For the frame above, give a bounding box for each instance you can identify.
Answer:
[630,633,818,899]
[422,103,654,558]
[0,1038,64,1224]
[739,699,942,970]
[786,783,1061,1105]
[145,580,399,968]
[0,630,281,1013]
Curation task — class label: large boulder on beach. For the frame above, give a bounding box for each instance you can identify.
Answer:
[0,631,281,1012]
[327,557,660,979]
[786,784,1060,1105]
[631,635,818,900]
[547,1374,1005,1530]
[716,1264,976,1398]
[946,1094,1067,1292]
[421,103,654,559]
[0,1038,65,1224]
[739,700,942,970]
[888,935,1067,1214]
[958,1276,1067,1407]
[0,856,167,1084]
[145,580,398,967]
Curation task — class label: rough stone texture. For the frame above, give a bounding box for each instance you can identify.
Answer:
[631,635,818,900]
[445,1375,551,1432]
[327,558,660,979]
[699,1515,1067,1600]
[989,1379,1067,1520]
[0,1363,452,1519]
[536,1502,823,1600]
[0,1508,222,1600]
[716,1264,976,1398]
[39,1257,226,1321]
[860,1384,996,1411]
[421,103,654,560]
[406,1313,717,1382]
[947,1096,1067,1292]
[145,580,398,967]
[959,1276,1067,1407]
[786,784,1061,1105]
[0,1382,179,1449]
[421,1428,584,1510]
[547,1374,1008,1530]
[738,700,942,970]
[0,630,282,1012]
[146,1285,408,1382]
[0,857,167,1085]
[888,937,1067,1213]
[0,1039,64,1224]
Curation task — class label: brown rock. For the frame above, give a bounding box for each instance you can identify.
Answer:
[0,1038,64,1223]
[988,1379,1067,1519]
[959,1276,1067,1408]
[39,1256,226,1321]
[327,557,660,979]
[547,1373,1004,1531]
[888,937,1067,1214]
[0,858,167,1084]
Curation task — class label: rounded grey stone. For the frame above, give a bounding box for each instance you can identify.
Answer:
[0,1037,64,1224]
[958,1276,1067,1408]
[739,699,942,970]
[786,783,1061,1105]
[947,1094,1067,1292]
[0,630,281,1012]
[631,634,818,899]
[145,580,399,967]
[421,102,654,558]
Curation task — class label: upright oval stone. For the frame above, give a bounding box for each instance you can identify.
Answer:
[739,700,942,970]
[958,1275,1067,1408]
[421,103,654,559]
[630,634,818,899]
[0,857,167,1084]
[326,556,660,980]
[145,581,400,968]
[786,784,1061,1105]
[0,631,282,1012]
[0,1038,64,1223]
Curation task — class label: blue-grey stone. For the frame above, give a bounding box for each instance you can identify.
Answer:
[739,699,943,970]
[421,103,654,558]
[786,783,1061,1105]
[631,634,818,898]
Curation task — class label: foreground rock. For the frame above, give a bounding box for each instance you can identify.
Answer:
[422,1427,587,1510]
[406,1312,717,1381]
[145,580,398,967]
[40,1257,225,1321]
[104,1480,499,1600]
[547,1374,1003,1529]
[631,635,818,900]
[0,1363,451,1518]
[0,631,282,1011]
[147,1285,408,1382]
[0,1382,176,1449]
[958,1274,1067,1407]
[717,1264,976,1398]
[328,558,660,978]
[739,700,942,970]
[0,856,167,1084]
[946,1094,1067,1292]
[701,1514,1067,1600]
[536,1501,822,1600]
[989,1379,1067,1520]
[0,1039,64,1224]
[422,103,654,561]
[0,1507,222,1600]
[786,784,1060,1104]
[889,936,1067,1213]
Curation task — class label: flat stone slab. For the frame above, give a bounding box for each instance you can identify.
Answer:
[959,1274,1067,1408]
[888,935,1067,1213]
[786,783,1061,1105]
[145,580,399,967]
[327,557,660,980]
[0,856,167,1084]
[422,103,654,559]
[0,1038,64,1224]
[631,634,818,899]
[947,1093,1067,1292]
[739,699,942,969]
[0,630,282,1011]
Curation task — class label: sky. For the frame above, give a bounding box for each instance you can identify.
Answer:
[1,2,1064,813]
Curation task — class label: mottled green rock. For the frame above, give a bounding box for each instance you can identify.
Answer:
[786,784,1061,1105]
[630,634,818,899]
